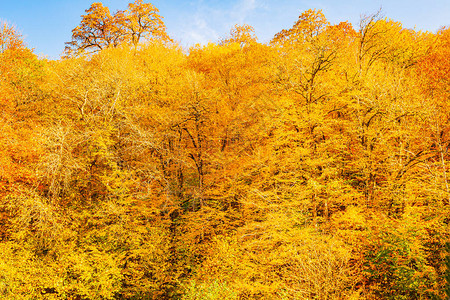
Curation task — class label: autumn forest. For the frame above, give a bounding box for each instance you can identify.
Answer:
[1,1,450,299]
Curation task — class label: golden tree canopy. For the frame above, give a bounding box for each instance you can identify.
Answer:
[65,1,169,55]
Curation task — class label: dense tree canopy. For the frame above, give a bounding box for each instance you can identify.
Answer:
[1,3,450,299]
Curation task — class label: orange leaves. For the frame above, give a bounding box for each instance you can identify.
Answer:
[0,23,27,112]
[123,0,171,46]
[326,21,357,46]
[66,2,123,53]
[0,32,45,196]
[417,27,450,98]
[2,6,450,299]
[0,115,42,197]
[357,14,432,73]
[0,47,45,116]
[272,9,329,45]
[221,24,257,46]
[0,21,24,53]
[66,1,170,55]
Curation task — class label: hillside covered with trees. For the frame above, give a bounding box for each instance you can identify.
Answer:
[0,1,450,299]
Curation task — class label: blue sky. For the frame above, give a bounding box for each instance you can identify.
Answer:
[1,0,450,59]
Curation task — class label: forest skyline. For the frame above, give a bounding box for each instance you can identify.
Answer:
[1,0,450,58]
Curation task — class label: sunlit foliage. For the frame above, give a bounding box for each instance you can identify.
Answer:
[0,3,449,299]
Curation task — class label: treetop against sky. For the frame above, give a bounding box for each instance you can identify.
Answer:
[1,0,450,58]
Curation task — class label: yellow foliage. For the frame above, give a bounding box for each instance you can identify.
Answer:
[0,5,449,299]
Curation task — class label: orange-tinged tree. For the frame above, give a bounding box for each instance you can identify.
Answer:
[0,26,45,199]
[220,24,257,46]
[65,2,123,54]
[0,23,57,298]
[268,9,362,221]
[0,42,187,299]
[417,27,450,204]
[66,1,169,55]
[120,0,170,47]
[0,21,24,53]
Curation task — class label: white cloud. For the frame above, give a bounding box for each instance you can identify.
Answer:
[232,0,258,24]
[178,0,263,47]
[184,14,220,45]
[179,0,222,46]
